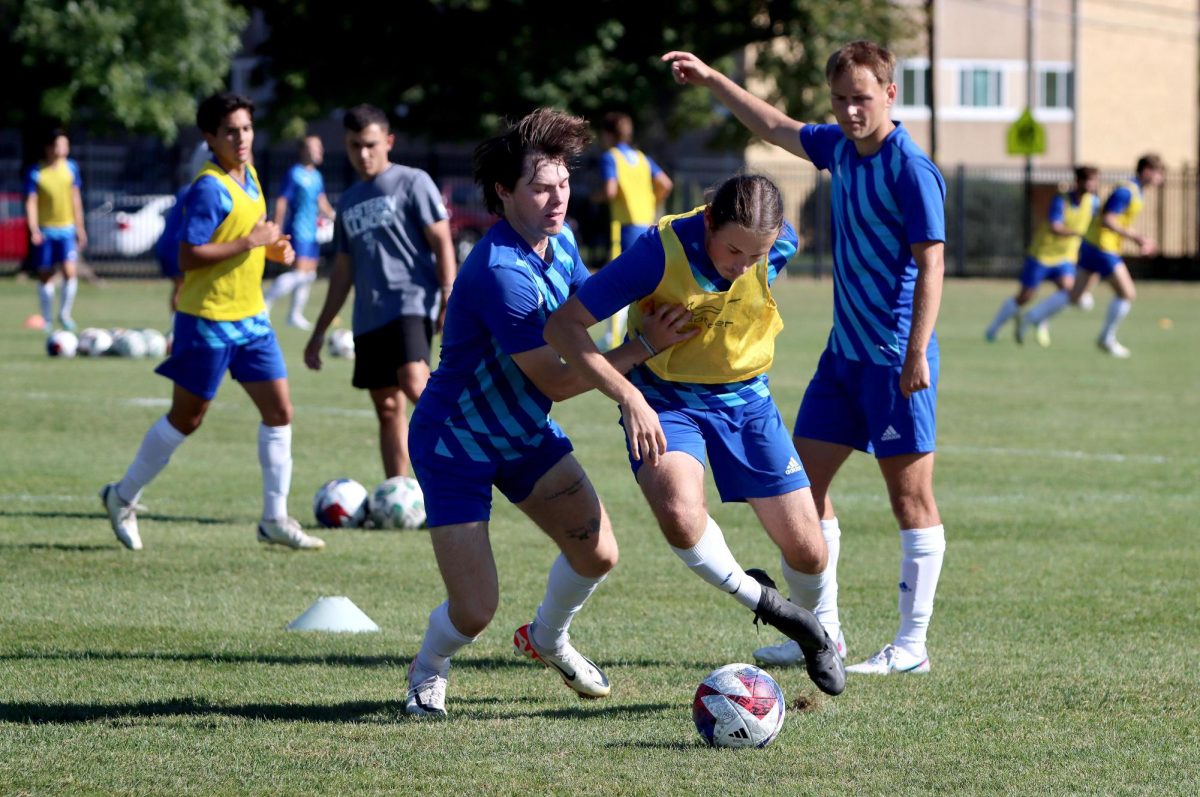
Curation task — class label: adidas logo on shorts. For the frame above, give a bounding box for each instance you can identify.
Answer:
[880,425,902,442]
[784,457,803,475]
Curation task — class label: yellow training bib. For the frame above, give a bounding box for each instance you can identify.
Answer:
[627,208,783,384]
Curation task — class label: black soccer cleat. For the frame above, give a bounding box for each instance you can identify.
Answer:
[747,568,846,696]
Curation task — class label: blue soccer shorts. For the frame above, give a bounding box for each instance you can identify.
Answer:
[794,345,938,459]
[292,239,320,260]
[36,227,78,269]
[1020,256,1074,289]
[1076,242,1123,279]
[623,392,809,503]
[409,414,575,528]
[155,313,288,400]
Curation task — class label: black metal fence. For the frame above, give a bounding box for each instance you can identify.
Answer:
[2,136,1196,280]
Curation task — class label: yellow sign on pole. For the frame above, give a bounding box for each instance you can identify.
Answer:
[1007,108,1046,156]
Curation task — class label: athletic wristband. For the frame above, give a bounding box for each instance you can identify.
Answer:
[636,334,658,358]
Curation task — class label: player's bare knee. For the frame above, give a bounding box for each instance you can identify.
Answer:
[891,493,939,529]
[262,404,293,427]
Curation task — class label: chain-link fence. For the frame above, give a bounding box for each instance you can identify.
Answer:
[2,136,1195,280]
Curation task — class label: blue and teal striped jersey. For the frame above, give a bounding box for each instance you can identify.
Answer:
[413,219,588,462]
[577,212,797,410]
[174,310,272,349]
[800,122,945,365]
[279,164,325,245]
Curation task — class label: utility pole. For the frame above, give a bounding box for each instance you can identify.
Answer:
[1024,0,1037,251]
[927,0,938,163]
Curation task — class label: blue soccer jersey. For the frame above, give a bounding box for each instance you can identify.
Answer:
[413,219,588,462]
[800,123,946,365]
[577,212,797,410]
[279,164,325,244]
[181,163,262,247]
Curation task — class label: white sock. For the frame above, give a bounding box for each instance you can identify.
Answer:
[414,601,477,676]
[532,554,606,651]
[258,423,292,522]
[1100,297,1132,343]
[1025,289,1070,325]
[289,271,316,322]
[38,282,54,326]
[117,415,187,503]
[986,297,1019,337]
[264,270,300,306]
[60,277,78,320]
[670,515,762,611]
[895,524,946,655]
[782,517,841,639]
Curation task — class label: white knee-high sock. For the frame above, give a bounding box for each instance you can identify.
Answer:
[258,423,292,522]
[117,415,187,503]
[38,282,54,326]
[670,516,762,611]
[289,271,316,321]
[1099,298,1132,343]
[1025,289,1070,325]
[532,554,606,651]
[60,277,78,320]
[895,525,946,654]
[986,297,1019,337]
[264,270,300,306]
[782,517,841,639]
[414,601,478,676]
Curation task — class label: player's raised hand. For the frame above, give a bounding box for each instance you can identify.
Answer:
[621,392,668,467]
[640,301,699,353]
[662,51,715,86]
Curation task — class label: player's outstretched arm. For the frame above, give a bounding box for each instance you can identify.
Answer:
[662,51,810,161]
[304,252,354,371]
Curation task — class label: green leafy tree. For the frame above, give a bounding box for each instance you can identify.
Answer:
[255,0,912,146]
[1,0,247,140]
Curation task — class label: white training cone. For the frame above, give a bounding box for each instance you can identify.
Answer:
[286,596,380,633]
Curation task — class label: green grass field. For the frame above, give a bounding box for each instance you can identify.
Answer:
[1,275,1197,795]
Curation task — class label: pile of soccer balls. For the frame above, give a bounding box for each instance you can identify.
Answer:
[313,476,425,530]
[47,328,170,359]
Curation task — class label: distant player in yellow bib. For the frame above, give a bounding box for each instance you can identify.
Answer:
[100,92,324,553]
[1021,154,1165,358]
[597,112,672,348]
[985,166,1099,346]
[547,174,846,697]
[24,129,86,332]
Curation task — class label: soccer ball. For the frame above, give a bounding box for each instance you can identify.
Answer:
[327,328,355,359]
[140,329,168,358]
[77,328,113,357]
[312,478,369,528]
[46,330,79,358]
[367,476,426,530]
[692,663,786,749]
[112,329,148,358]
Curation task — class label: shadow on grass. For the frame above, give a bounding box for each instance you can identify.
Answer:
[0,698,673,725]
[0,509,228,525]
[4,542,113,552]
[603,740,698,750]
[0,650,719,671]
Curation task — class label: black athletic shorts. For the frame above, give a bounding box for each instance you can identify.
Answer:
[352,314,433,390]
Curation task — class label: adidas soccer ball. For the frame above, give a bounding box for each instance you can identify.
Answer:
[367,476,426,530]
[312,478,369,528]
[112,329,148,358]
[46,330,79,358]
[327,328,355,359]
[140,329,168,358]
[78,328,113,357]
[693,663,786,749]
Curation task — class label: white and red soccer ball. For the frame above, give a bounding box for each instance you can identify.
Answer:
[312,478,369,528]
[693,663,786,748]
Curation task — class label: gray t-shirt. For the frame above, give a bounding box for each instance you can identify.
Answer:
[334,163,449,335]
